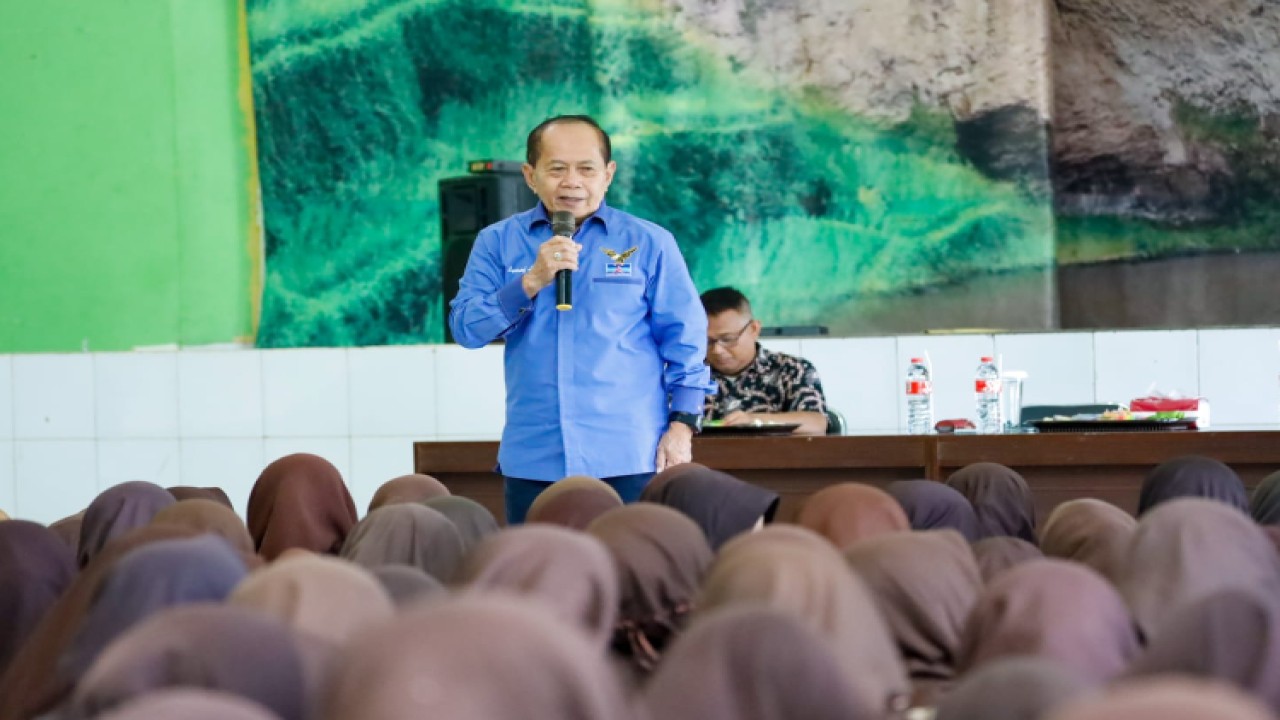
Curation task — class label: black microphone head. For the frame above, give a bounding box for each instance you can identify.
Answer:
[551,210,575,238]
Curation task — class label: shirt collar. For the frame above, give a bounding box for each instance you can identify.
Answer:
[524,201,612,235]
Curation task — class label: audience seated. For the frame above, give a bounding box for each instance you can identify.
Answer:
[797,482,911,550]
[1038,499,1136,585]
[248,454,358,561]
[884,480,981,541]
[339,504,464,582]
[1138,455,1248,515]
[946,463,1037,542]
[971,536,1044,583]
[365,474,449,513]
[936,657,1098,720]
[643,464,778,549]
[524,475,622,529]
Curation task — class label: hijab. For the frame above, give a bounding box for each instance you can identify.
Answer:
[644,606,878,720]
[647,466,779,549]
[972,536,1043,584]
[885,479,981,541]
[1120,498,1280,638]
[366,474,449,512]
[1250,470,1280,525]
[150,499,255,555]
[936,657,1097,720]
[1039,499,1136,585]
[339,504,465,582]
[165,486,234,509]
[796,482,911,550]
[368,565,446,607]
[48,511,85,553]
[525,476,623,529]
[957,559,1139,683]
[844,530,982,681]
[229,554,394,647]
[946,462,1037,541]
[77,481,176,567]
[585,504,713,673]
[1138,455,1248,515]
[97,690,281,720]
[0,521,77,677]
[1043,678,1276,720]
[421,496,499,554]
[247,453,358,561]
[639,462,710,502]
[324,595,631,720]
[457,525,619,649]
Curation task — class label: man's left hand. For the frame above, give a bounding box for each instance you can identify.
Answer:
[656,422,693,471]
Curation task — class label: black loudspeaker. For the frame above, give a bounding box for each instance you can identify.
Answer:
[439,166,536,342]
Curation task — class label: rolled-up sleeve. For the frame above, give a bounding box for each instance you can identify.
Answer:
[645,230,714,414]
[448,229,533,348]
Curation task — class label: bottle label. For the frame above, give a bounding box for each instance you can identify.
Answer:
[975,379,1003,394]
[906,380,931,395]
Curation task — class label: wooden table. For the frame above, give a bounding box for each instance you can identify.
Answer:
[414,430,1280,524]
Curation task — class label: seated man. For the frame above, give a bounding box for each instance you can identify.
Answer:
[700,287,829,436]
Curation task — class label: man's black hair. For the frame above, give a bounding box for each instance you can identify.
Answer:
[525,115,612,167]
[700,286,753,317]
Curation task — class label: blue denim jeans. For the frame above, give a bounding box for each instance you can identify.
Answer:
[503,472,653,525]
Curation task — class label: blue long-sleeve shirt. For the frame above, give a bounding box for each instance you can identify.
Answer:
[449,202,713,481]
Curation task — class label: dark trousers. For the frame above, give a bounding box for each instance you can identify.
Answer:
[503,472,653,525]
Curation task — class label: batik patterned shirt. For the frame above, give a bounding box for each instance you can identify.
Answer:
[705,345,827,420]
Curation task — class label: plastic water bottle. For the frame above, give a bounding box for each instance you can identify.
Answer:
[975,356,1003,434]
[905,357,933,435]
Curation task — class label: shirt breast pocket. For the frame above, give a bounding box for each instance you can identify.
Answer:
[591,277,645,286]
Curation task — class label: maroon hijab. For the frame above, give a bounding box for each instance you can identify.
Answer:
[797,482,911,550]
[77,481,176,567]
[247,454,358,561]
[0,521,77,677]
[946,463,1036,541]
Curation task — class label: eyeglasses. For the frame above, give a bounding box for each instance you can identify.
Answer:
[708,318,754,348]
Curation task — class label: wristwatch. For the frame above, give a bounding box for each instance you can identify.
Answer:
[668,411,704,434]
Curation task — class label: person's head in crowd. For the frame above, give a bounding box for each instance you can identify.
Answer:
[1039,499,1136,585]
[884,479,981,541]
[1138,455,1248,516]
[339,504,465,582]
[645,465,778,550]
[644,607,876,720]
[324,595,630,720]
[166,486,235,509]
[247,453,358,561]
[78,481,176,567]
[368,565,446,608]
[525,475,623,529]
[49,510,86,553]
[936,657,1098,720]
[700,287,761,376]
[696,526,910,716]
[522,115,616,223]
[366,474,449,514]
[1124,588,1280,712]
[972,536,1044,583]
[844,530,982,684]
[946,462,1037,542]
[1120,498,1280,639]
[585,504,713,673]
[1044,678,1276,720]
[151,499,255,556]
[797,482,910,550]
[229,554,394,648]
[59,535,249,687]
[457,525,619,649]
[0,520,77,677]
[66,605,308,720]
[95,689,282,720]
[639,462,709,503]
[421,496,499,555]
[1250,469,1280,525]
[958,559,1140,684]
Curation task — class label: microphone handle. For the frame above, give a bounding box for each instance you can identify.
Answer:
[555,268,572,311]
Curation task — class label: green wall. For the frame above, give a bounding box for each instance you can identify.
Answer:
[0,0,256,353]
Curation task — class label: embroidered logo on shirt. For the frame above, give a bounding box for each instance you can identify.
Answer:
[602,247,638,263]
[604,262,633,276]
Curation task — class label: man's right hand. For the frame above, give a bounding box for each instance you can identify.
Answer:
[521,235,582,298]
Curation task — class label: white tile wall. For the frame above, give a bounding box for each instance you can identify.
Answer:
[262,349,350,437]
[95,353,179,438]
[179,438,265,516]
[349,346,436,437]
[1199,328,1280,426]
[0,442,14,518]
[98,439,181,488]
[0,357,13,440]
[179,351,263,437]
[802,337,898,431]
[1094,330,1200,406]
[350,436,422,514]
[895,334,997,426]
[434,344,505,438]
[994,332,1095,406]
[15,440,98,524]
[14,354,95,439]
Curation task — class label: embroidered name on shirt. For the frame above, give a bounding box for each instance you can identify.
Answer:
[508,266,529,274]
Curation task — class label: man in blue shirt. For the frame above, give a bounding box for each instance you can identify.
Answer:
[449,115,712,524]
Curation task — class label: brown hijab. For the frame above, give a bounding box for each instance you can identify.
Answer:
[366,474,449,513]
[646,465,780,550]
[936,657,1098,720]
[696,526,911,717]
[0,521,77,678]
[1120,498,1280,639]
[639,462,710,502]
[1039,499,1136,585]
[972,536,1044,584]
[1138,455,1248,516]
[48,512,85,553]
[644,606,879,720]
[844,530,983,681]
[1044,678,1276,720]
[165,486,234,509]
[229,554,394,648]
[77,481,176,567]
[98,689,281,720]
[946,462,1037,541]
[458,526,619,648]
[958,559,1139,683]
[66,605,308,720]
[151,499,255,555]
[585,504,713,673]
[339,504,465,582]
[797,482,911,550]
[368,565,446,607]
[247,453,358,561]
[0,524,199,720]
[324,595,631,720]
[526,476,623,529]
[421,496,499,554]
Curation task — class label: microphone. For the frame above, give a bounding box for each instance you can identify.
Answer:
[552,210,575,311]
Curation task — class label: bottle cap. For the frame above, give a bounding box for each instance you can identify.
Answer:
[910,357,924,363]
[980,356,994,362]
